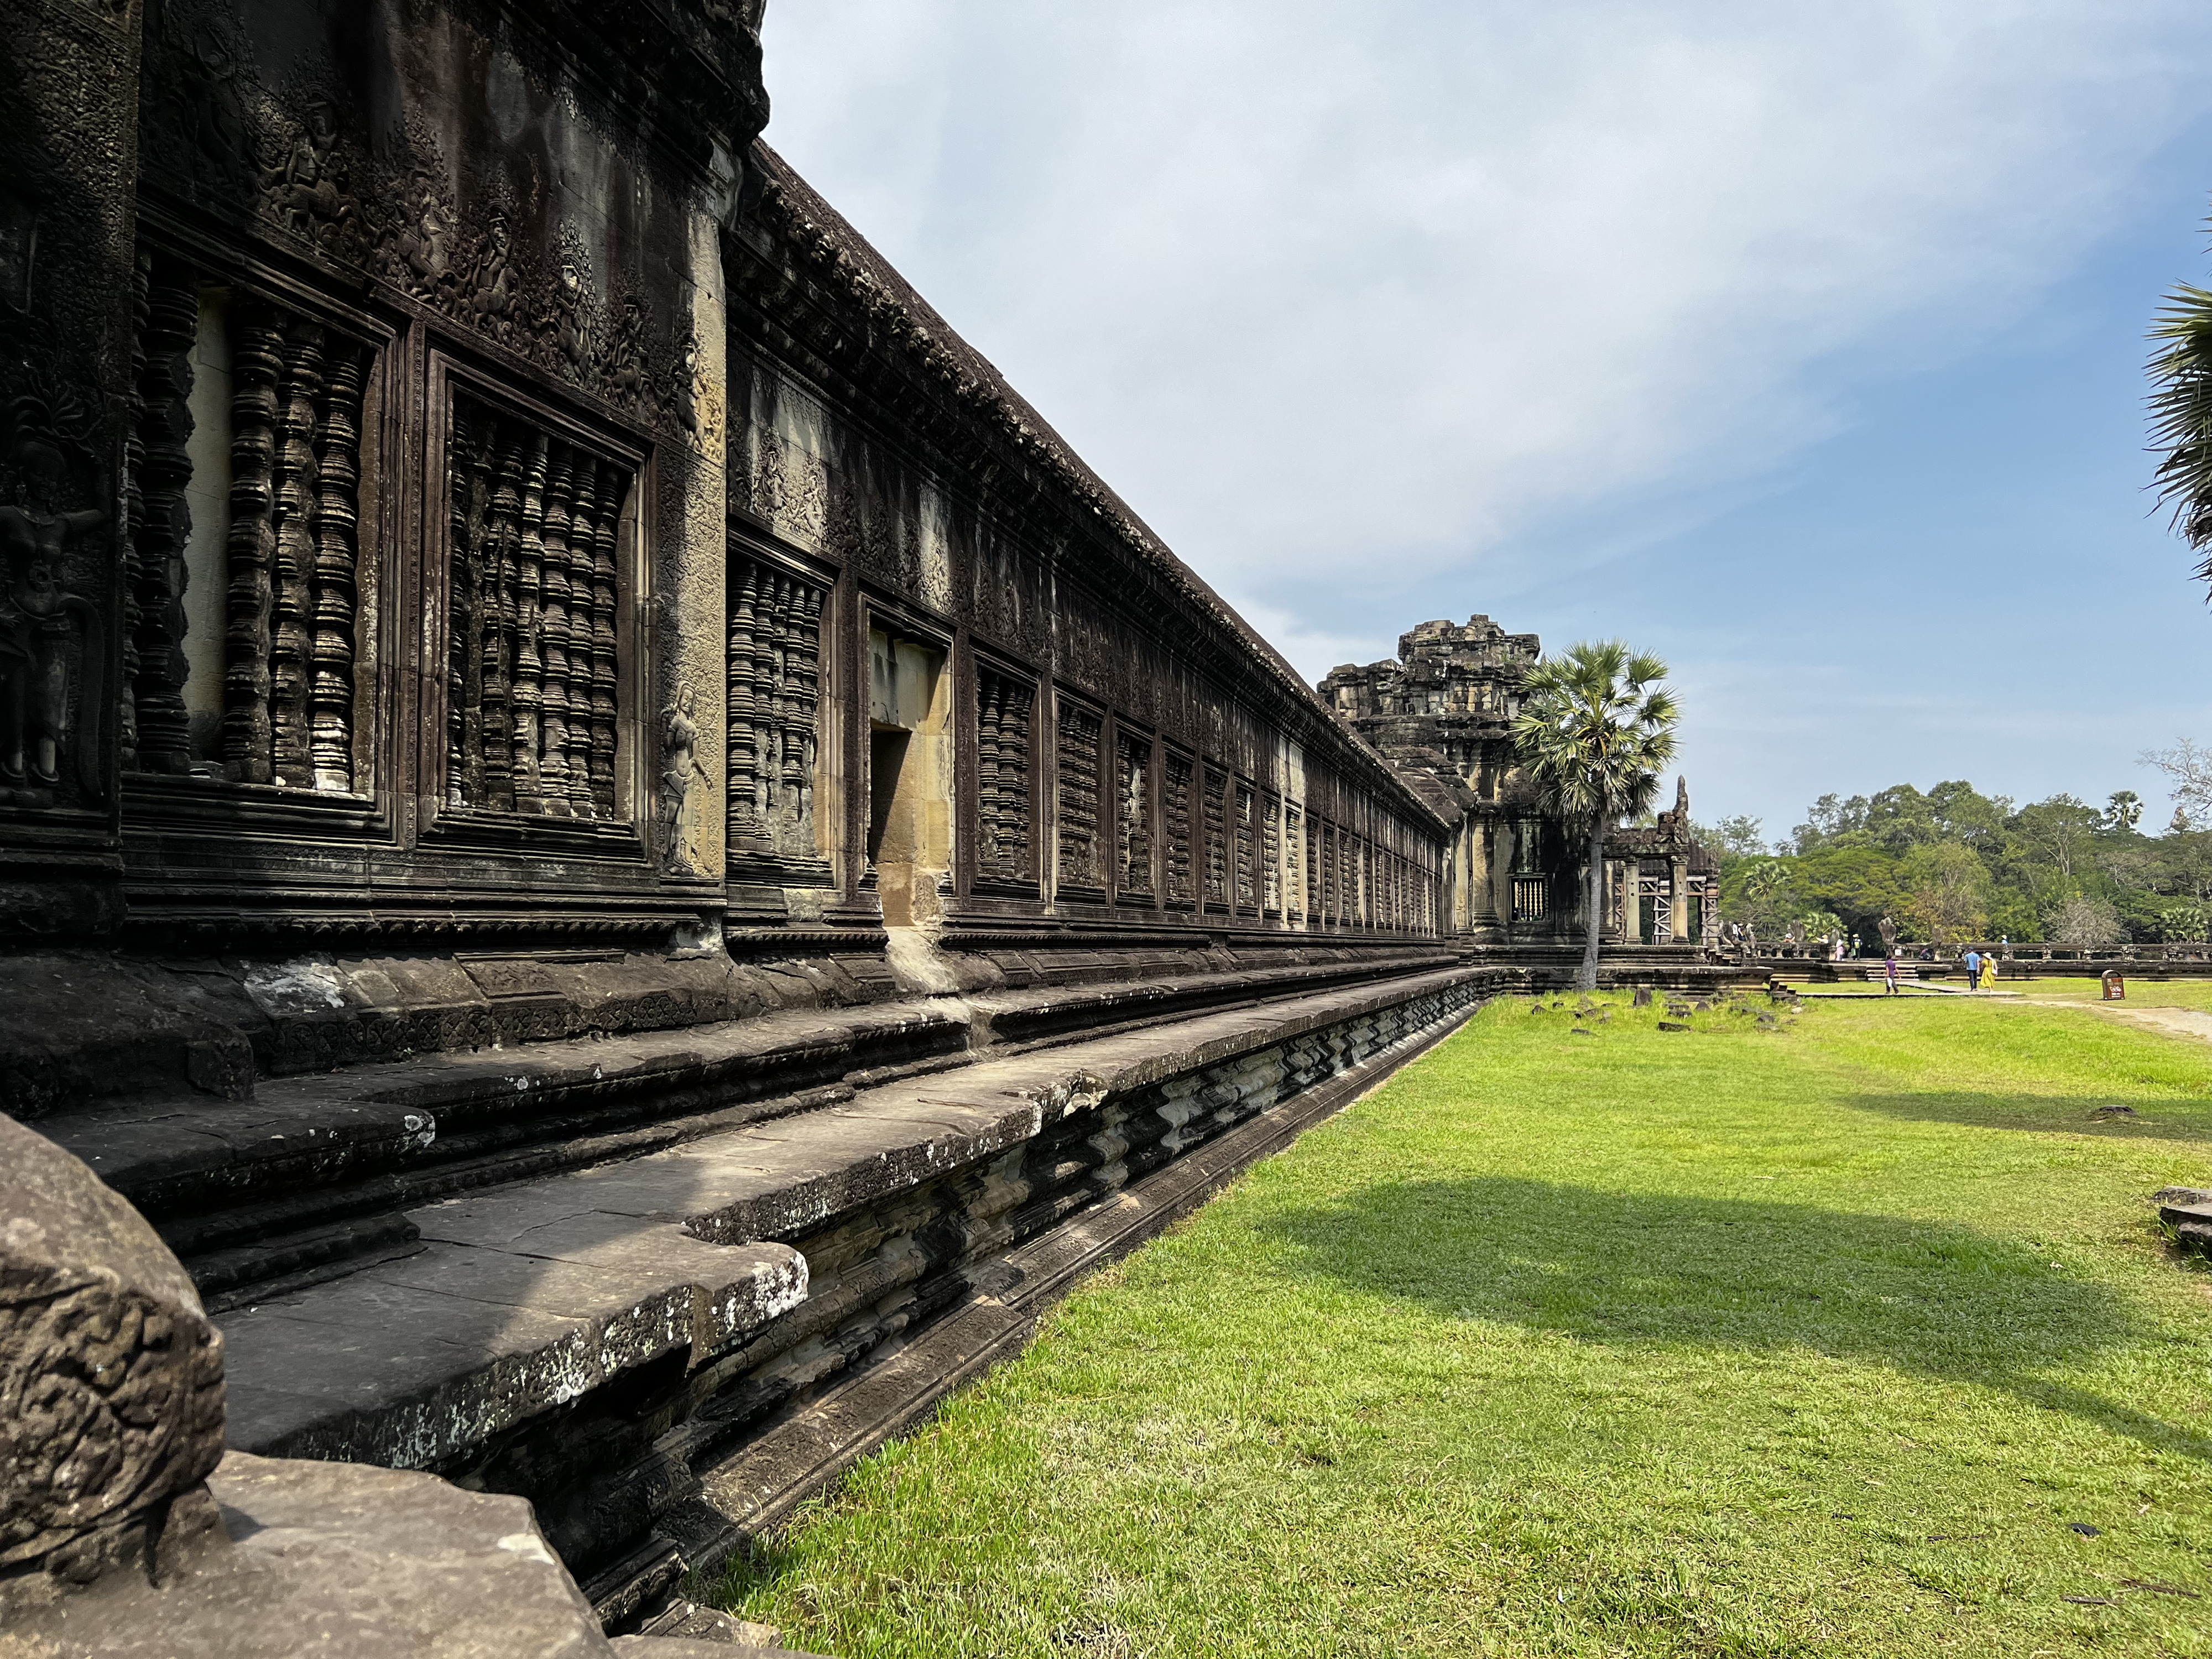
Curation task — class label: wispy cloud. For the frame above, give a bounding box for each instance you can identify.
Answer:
[764,2,2209,618]
[760,2,2212,824]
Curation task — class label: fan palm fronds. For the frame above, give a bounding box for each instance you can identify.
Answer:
[2147,279,2212,580]
[1512,640,1681,990]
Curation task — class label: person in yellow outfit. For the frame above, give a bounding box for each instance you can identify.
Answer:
[1980,952,1998,990]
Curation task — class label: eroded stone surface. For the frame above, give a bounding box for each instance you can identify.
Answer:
[0,1115,225,1598]
[2,1452,622,1658]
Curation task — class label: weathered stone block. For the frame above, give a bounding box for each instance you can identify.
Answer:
[0,1114,225,1607]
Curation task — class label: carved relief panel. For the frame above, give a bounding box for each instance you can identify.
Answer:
[1116,727,1153,902]
[727,553,826,873]
[1055,697,1103,896]
[975,662,1034,888]
[442,389,631,822]
[120,249,379,795]
[0,383,114,810]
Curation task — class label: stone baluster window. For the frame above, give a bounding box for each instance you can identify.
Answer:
[1117,728,1153,900]
[1163,753,1193,905]
[123,252,373,791]
[728,555,825,857]
[445,393,630,818]
[974,664,1033,882]
[1234,781,1256,912]
[1202,768,1227,909]
[1286,804,1303,921]
[1261,790,1282,915]
[1056,700,1102,893]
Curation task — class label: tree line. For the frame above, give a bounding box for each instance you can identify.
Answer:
[1701,750,2212,949]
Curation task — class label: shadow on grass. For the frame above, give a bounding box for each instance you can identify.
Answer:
[1258,1177,2209,1464]
[1843,1091,2212,1142]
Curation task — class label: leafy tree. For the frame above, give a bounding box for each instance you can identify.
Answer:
[1795,845,1906,941]
[2011,795,2102,885]
[1694,814,1771,862]
[1798,909,1845,945]
[1927,780,2011,848]
[1790,793,1865,854]
[1512,640,1679,992]
[2159,829,2212,907]
[1723,855,1799,943]
[2159,901,2207,942]
[1898,843,1992,945]
[1733,772,2212,955]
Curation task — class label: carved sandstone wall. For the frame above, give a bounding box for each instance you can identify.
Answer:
[2,0,1448,971]
[718,148,1446,947]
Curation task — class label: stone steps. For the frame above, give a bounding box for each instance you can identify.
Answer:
[190,964,1501,1610]
[36,951,1463,1308]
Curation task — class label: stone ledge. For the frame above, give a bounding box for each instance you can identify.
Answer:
[0,942,1458,1121]
[662,985,1481,1578]
[34,952,1473,1305]
[219,1230,806,1472]
[211,968,1494,1485]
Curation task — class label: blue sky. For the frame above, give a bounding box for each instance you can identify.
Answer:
[759,1,2212,844]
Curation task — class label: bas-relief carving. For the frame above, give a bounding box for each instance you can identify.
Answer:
[914,482,953,618]
[139,0,714,453]
[740,424,827,549]
[0,390,111,806]
[658,681,708,874]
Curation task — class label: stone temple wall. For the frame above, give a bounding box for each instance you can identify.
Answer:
[719,149,1444,950]
[0,0,1451,1007]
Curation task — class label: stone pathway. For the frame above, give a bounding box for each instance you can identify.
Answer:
[2052,1001,2212,1046]
[1970,992,2212,1046]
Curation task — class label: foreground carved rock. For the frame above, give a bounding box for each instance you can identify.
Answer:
[0,1114,225,1609]
[0,1115,817,1656]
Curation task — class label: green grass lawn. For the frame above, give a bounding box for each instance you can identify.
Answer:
[717,992,2212,1657]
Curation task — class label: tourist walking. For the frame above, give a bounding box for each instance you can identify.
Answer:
[1885,952,1900,995]
[1963,946,1982,992]
[1981,952,1997,991]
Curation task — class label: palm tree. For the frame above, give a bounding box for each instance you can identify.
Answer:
[1511,640,1681,992]
[2148,276,2212,576]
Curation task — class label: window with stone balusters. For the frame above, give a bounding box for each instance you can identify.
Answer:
[442,390,634,822]
[1056,698,1103,894]
[1117,727,1154,900]
[1162,751,1194,906]
[974,663,1034,885]
[122,251,379,793]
